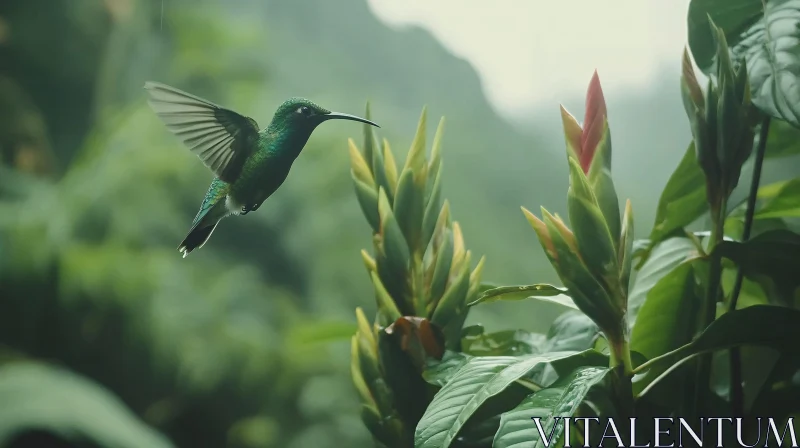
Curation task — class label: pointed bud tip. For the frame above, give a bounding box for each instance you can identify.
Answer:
[521,206,542,224]
[560,105,583,162]
[580,70,609,173]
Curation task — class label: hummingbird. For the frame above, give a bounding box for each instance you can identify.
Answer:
[144,81,379,257]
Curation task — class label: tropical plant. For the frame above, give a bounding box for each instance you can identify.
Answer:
[350,2,800,446]
[348,105,487,447]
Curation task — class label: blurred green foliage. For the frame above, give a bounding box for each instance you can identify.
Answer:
[2,0,799,447]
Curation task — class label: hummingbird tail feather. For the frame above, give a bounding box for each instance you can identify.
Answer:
[179,185,230,257]
[178,222,219,257]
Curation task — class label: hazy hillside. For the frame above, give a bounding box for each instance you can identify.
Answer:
[244,0,571,326]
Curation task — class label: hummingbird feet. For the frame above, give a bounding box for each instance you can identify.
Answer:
[240,203,261,215]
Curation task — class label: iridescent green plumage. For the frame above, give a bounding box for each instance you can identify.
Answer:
[144,82,379,257]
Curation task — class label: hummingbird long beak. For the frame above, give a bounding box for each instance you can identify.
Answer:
[322,112,380,128]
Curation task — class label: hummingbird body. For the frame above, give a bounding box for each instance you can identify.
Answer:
[144,82,378,257]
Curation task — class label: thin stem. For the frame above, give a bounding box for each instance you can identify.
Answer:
[729,116,770,311]
[692,192,727,418]
[631,344,686,375]
[728,115,771,417]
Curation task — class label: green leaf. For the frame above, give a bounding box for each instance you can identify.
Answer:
[0,362,173,448]
[714,229,800,302]
[430,260,470,329]
[421,163,444,250]
[688,0,800,127]
[414,352,582,448]
[360,404,395,447]
[371,137,394,203]
[468,284,571,307]
[429,228,454,305]
[492,366,612,448]
[423,351,472,387]
[764,118,800,158]
[591,167,622,250]
[628,237,698,326]
[567,162,619,284]
[377,188,411,279]
[630,259,705,394]
[353,177,380,233]
[635,305,800,388]
[362,102,377,167]
[460,326,546,357]
[649,143,708,243]
[370,272,403,322]
[542,214,621,332]
[619,200,635,295]
[755,178,800,219]
[405,106,428,176]
[542,311,600,353]
[393,167,424,252]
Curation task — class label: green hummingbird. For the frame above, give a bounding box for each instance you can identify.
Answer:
[144,81,379,257]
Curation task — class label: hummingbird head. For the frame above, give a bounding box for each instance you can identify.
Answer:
[270,98,380,133]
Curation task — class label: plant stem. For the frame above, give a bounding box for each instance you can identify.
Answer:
[727,116,771,417]
[609,335,634,417]
[692,192,727,418]
[729,116,770,311]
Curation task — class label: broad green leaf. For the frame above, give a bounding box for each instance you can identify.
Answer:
[649,143,707,243]
[527,294,578,311]
[460,325,546,357]
[688,0,800,127]
[423,351,472,387]
[414,352,580,448]
[542,311,600,353]
[763,118,800,158]
[0,362,173,448]
[635,305,800,388]
[725,195,790,241]
[715,229,800,302]
[492,366,611,448]
[628,237,698,326]
[630,259,705,394]
[755,178,800,219]
[468,284,571,307]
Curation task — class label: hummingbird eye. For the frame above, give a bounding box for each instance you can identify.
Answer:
[296,106,312,116]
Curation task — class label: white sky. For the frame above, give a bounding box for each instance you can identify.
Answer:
[367,1,691,116]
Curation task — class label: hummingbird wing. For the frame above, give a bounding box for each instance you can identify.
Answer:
[144,81,260,183]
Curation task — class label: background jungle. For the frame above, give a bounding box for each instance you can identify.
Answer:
[1,0,798,447]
